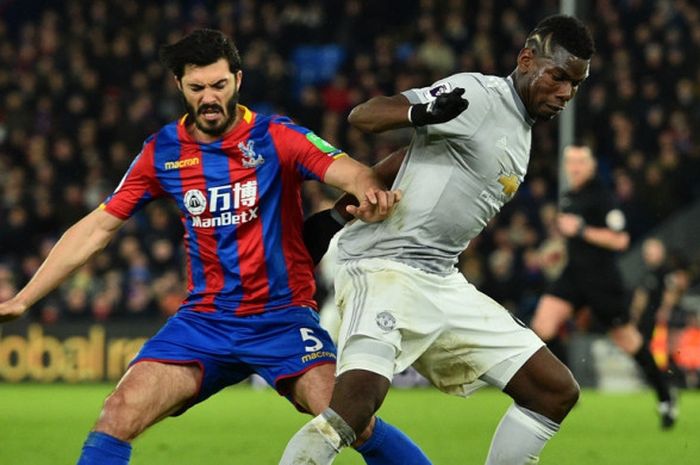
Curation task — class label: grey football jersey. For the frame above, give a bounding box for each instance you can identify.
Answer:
[337,73,535,275]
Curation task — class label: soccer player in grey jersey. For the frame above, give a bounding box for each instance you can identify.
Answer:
[280,15,594,465]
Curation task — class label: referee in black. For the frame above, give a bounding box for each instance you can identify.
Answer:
[531,144,677,429]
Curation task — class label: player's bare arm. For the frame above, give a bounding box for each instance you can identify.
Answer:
[303,147,409,264]
[348,89,469,133]
[348,95,412,133]
[556,212,629,251]
[323,155,401,223]
[0,208,124,323]
[333,146,408,223]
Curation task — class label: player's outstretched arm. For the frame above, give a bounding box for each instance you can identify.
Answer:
[0,208,124,323]
[348,89,469,133]
[332,145,408,222]
[303,147,408,264]
[323,156,401,224]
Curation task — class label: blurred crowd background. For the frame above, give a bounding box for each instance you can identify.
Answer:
[1,0,700,382]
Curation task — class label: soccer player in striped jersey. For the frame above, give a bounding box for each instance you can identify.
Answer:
[0,29,432,465]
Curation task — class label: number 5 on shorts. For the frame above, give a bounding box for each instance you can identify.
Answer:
[300,328,323,352]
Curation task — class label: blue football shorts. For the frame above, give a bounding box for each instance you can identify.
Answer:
[129,306,337,415]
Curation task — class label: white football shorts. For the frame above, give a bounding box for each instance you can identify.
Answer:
[334,258,545,396]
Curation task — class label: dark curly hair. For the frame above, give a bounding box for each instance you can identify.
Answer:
[527,15,595,60]
[159,29,242,80]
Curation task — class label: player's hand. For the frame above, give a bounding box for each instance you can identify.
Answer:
[0,298,28,323]
[410,88,469,126]
[346,188,402,223]
[557,213,584,237]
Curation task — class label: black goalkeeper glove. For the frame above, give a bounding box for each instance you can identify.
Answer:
[409,87,469,126]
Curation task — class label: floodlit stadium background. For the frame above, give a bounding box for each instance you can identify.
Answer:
[0,1,699,464]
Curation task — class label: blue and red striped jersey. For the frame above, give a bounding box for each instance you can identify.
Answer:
[101,105,346,316]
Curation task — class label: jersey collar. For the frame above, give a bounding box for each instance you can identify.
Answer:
[506,76,536,127]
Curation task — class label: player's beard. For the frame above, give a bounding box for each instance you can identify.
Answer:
[183,90,240,137]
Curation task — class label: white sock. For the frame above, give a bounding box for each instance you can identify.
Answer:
[484,403,560,465]
[279,408,356,465]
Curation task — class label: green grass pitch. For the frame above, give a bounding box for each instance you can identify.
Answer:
[1,384,698,464]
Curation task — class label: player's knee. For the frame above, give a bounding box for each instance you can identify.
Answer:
[331,370,389,435]
[550,370,579,421]
[96,391,145,441]
[528,363,579,422]
[560,376,580,411]
[354,416,376,446]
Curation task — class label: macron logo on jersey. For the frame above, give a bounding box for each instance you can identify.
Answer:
[184,180,259,228]
[164,158,200,170]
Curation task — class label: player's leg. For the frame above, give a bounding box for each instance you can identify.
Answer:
[280,336,432,465]
[287,363,379,445]
[503,346,580,422]
[78,310,252,465]
[289,361,433,465]
[609,323,676,428]
[531,293,574,365]
[282,365,396,465]
[414,276,575,465]
[532,266,580,364]
[482,347,579,465]
[278,261,436,465]
[530,294,574,341]
[287,362,337,416]
[77,361,201,465]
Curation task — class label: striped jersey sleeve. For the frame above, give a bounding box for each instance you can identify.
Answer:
[268,117,346,181]
[101,136,164,219]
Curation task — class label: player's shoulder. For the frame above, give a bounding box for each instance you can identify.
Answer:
[138,120,184,159]
[436,72,489,93]
[267,114,305,132]
[267,114,324,145]
[443,72,508,93]
[443,72,496,115]
[149,119,182,146]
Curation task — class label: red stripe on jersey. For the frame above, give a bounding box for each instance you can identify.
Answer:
[269,124,318,310]
[221,120,271,316]
[233,179,271,315]
[103,138,161,220]
[176,123,224,312]
[270,122,336,182]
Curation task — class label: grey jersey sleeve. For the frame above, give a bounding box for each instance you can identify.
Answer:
[402,73,493,138]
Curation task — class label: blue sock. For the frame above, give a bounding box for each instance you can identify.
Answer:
[355,417,432,465]
[77,431,132,465]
